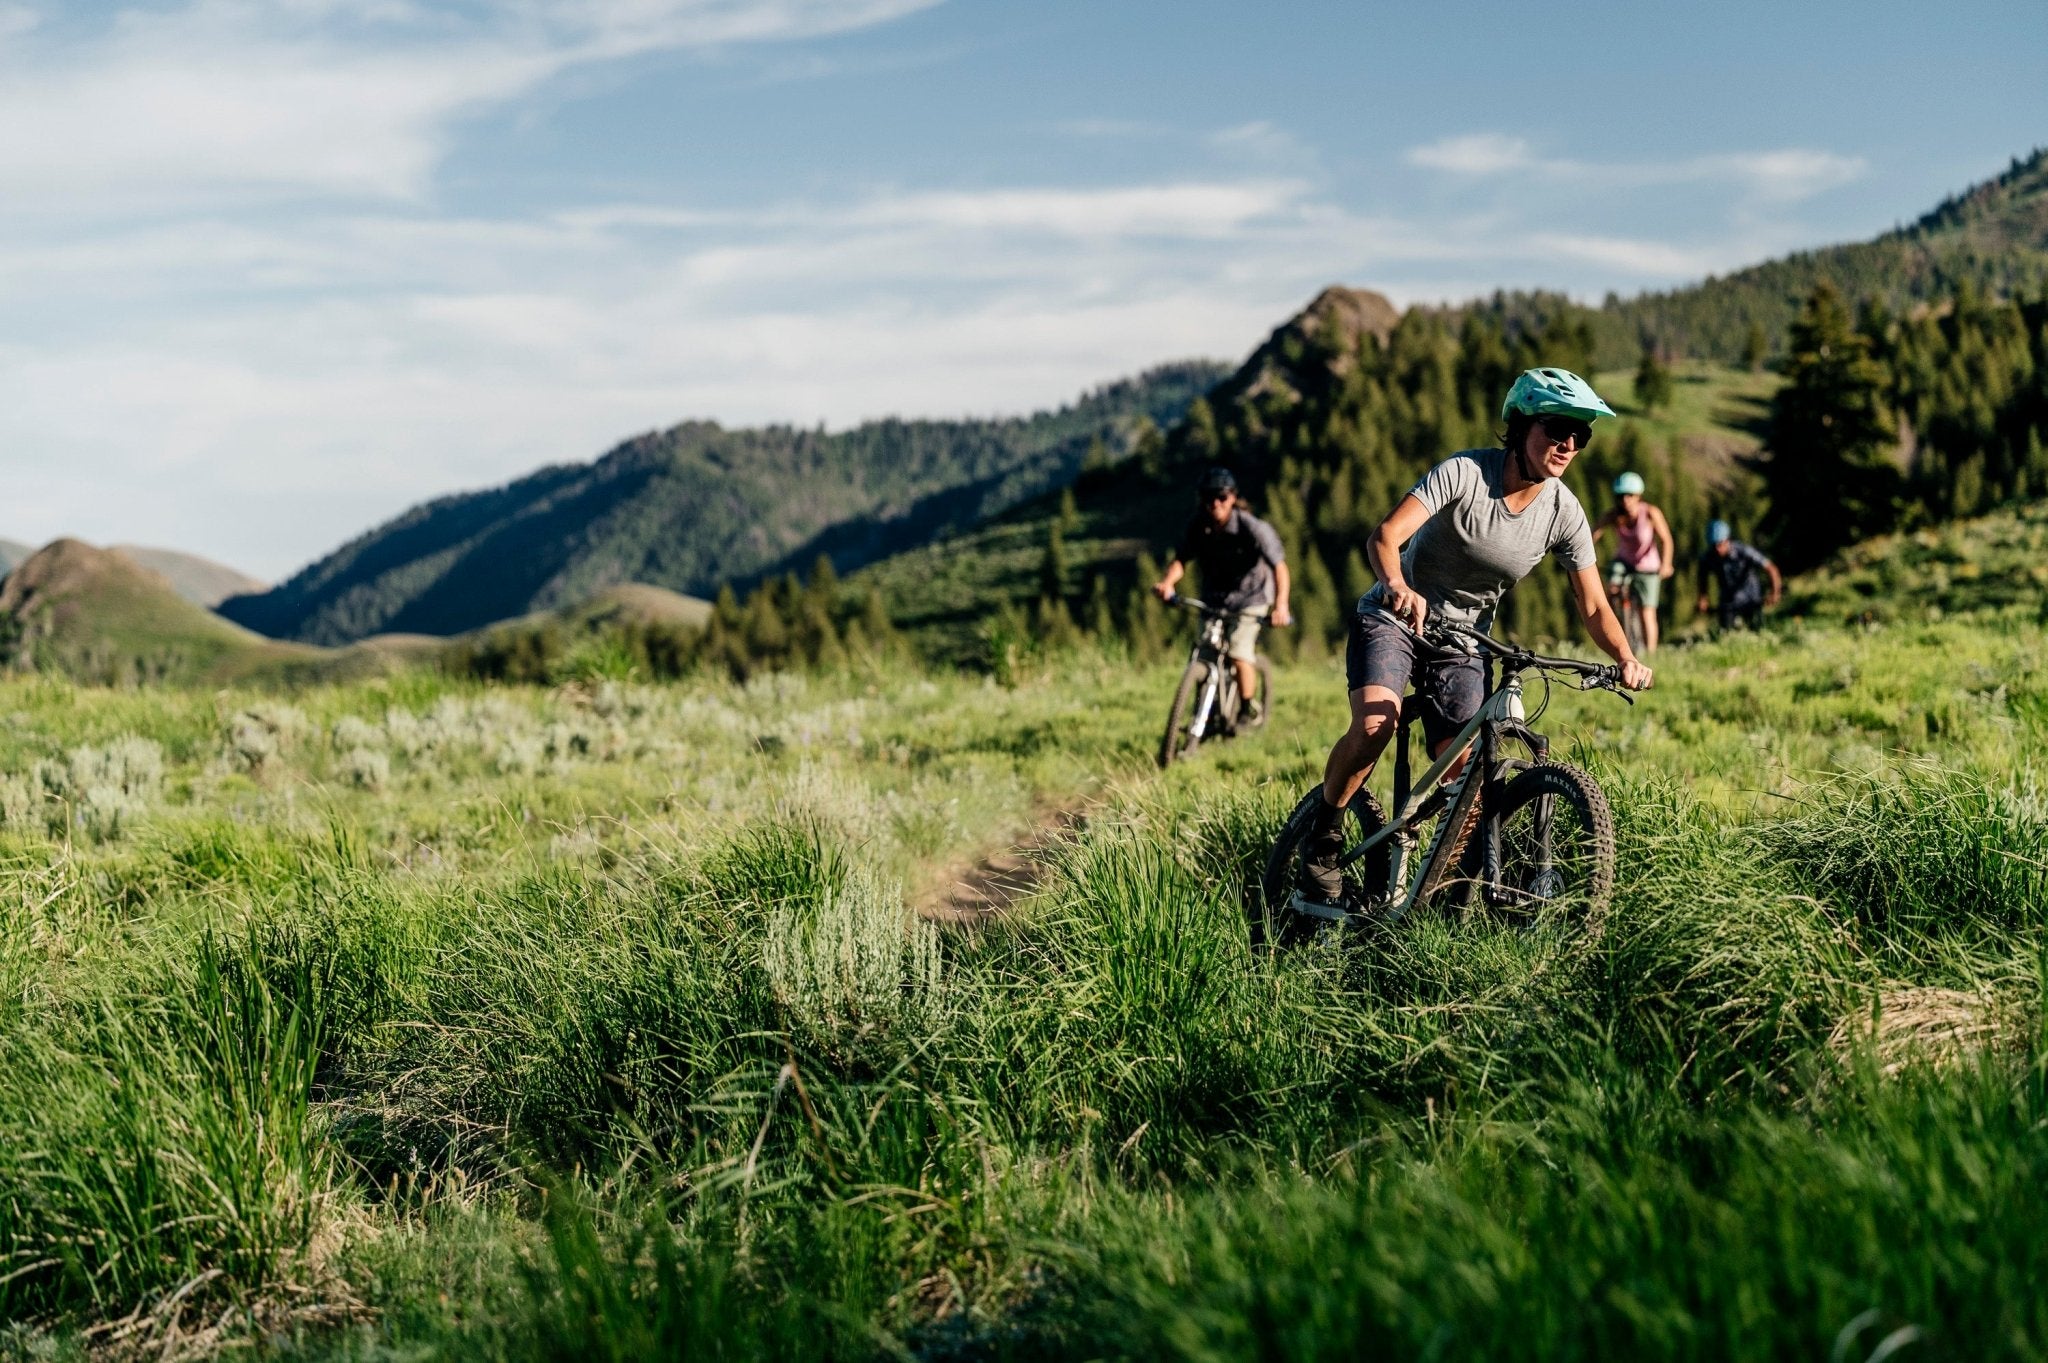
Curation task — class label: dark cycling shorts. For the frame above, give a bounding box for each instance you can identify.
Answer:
[1345,603,1488,751]
[1719,601,1764,631]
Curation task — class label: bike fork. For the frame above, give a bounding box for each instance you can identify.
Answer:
[1188,669,1223,739]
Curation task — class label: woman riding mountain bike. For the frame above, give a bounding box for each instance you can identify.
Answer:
[1593,471,1675,655]
[1296,367,1654,907]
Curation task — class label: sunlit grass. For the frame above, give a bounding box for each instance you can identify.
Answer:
[0,608,2042,1359]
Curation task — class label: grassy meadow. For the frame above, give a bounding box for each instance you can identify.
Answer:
[0,592,2045,1359]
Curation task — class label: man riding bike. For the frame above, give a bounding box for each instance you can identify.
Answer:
[1151,467,1292,725]
[1593,471,1676,653]
[1297,367,1653,904]
[1695,520,1781,631]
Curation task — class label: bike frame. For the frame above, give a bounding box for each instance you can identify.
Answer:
[1332,669,1526,915]
[1183,613,1236,742]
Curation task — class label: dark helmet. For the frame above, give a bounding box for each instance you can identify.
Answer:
[1198,466,1238,495]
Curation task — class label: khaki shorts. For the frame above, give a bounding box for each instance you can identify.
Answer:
[1606,561,1662,611]
[1224,611,1267,662]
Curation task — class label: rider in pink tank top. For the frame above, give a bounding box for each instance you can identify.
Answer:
[1615,504,1661,573]
[1594,472,1676,653]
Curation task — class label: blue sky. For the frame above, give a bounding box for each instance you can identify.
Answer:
[2,0,2042,579]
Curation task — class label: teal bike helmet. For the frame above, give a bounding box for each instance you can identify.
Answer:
[1706,519,1731,545]
[1612,471,1646,496]
[1501,367,1616,423]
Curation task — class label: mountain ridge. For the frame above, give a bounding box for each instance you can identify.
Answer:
[221,362,1229,645]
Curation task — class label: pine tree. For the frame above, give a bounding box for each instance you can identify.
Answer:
[1086,573,1115,642]
[1057,486,1079,532]
[1764,283,1900,570]
[744,586,788,660]
[1740,321,1768,372]
[1634,344,1674,415]
[859,587,897,654]
[806,554,840,613]
[1038,523,1069,606]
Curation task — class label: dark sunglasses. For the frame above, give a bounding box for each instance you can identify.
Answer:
[1203,490,1235,503]
[1537,416,1593,449]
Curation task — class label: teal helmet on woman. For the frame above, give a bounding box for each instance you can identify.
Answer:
[1612,471,1646,496]
[1501,367,1616,423]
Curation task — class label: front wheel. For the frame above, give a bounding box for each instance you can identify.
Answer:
[1481,761,1615,941]
[1255,785,1389,949]
[1159,660,1208,768]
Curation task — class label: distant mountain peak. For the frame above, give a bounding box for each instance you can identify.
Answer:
[1294,286,1401,352]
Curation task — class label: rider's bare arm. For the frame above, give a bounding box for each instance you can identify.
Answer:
[1368,494,1432,630]
[1649,505,1677,578]
[1763,555,1783,605]
[1270,561,1293,627]
[1570,565,1653,689]
[1152,559,1186,600]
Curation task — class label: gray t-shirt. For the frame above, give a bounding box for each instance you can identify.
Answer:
[1362,448,1597,630]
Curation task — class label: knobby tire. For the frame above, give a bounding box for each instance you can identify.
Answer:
[1255,786,1389,949]
[1482,760,1616,942]
[1159,660,1206,768]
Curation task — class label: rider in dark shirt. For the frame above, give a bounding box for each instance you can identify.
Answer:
[1151,467,1291,722]
[1694,520,1781,630]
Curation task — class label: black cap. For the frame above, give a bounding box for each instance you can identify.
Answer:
[1199,466,1238,494]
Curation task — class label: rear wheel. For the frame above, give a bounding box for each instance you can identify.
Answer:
[1481,761,1615,940]
[1159,660,1208,768]
[1255,785,1389,949]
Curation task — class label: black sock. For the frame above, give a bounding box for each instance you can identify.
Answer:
[1310,792,1347,839]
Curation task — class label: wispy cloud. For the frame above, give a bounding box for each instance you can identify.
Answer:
[1407,134,1867,203]
[0,0,942,208]
[1408,133,1531,176]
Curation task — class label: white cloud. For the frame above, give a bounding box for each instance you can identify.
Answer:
[1407,133,1867,205]
[1408,133,1533,176]
[1526,233,1720,279]
[1705,149,1868,201]
[841,181,1309,237]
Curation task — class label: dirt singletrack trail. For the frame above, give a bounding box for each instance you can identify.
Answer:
[917,804,1089,924]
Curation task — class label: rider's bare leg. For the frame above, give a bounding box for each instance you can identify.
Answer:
[1640,602,1660,653]
[1232,656,1260,711]
[1319,685,1401,807]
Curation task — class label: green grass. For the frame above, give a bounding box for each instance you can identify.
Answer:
[0,588,2043,1359]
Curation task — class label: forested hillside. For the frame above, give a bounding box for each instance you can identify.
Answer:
[855,288,1771,663]
[827,153,2048,673]
[1580,147,2048,366]
[219,362,1226,645]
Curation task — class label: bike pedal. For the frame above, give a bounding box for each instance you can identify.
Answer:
[1287,891,1352,923]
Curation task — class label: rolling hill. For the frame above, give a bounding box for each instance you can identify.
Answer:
[0,539,718,687]
[109,546,266,608]
[0,539,328,685]
[219,362,1229,646]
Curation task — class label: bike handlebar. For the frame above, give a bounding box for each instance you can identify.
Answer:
[1162,593,1285,627]
[1363,606,1636,701]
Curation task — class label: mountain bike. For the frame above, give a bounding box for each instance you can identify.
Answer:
[1158,594,1273,768]
[1607,569,1650,656]
[1255,608,1635,948]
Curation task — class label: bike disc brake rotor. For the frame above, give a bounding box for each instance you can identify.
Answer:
[1493,792,1595,917]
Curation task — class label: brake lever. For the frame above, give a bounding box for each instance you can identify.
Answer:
[1583,672,1636,705]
